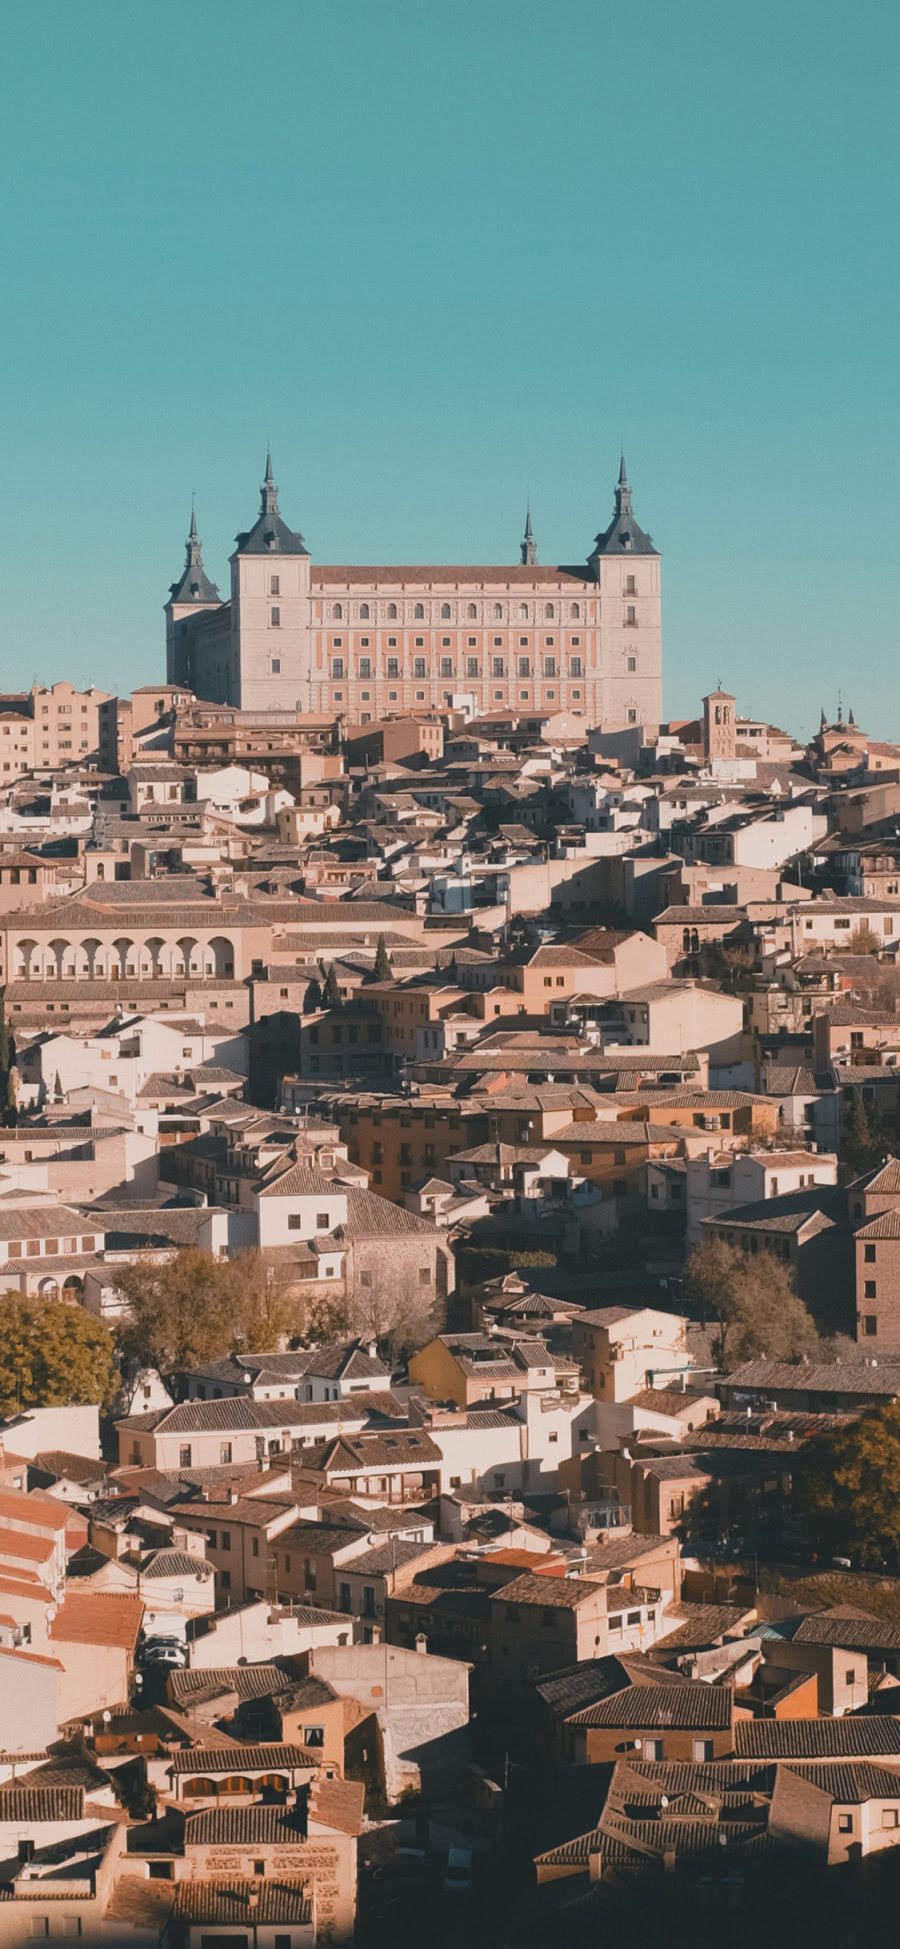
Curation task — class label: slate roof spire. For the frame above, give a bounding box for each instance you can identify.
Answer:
[168,505,221,605]
[588,455,658,569]
[520,504,537,566]
[233,450,310,557]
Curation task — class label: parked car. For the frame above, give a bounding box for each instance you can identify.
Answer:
[443,1846,473,1896]
[140,1637,187,1669]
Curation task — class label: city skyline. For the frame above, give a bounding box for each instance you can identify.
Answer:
[0,0,897,732]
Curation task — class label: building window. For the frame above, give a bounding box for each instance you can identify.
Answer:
[466,658,479,677]
[270,606,281,627]
[492,658,504,677]
[627,708,638,723]
[387,603,397,619]
[271,657,281,673]
[864,1315,878,1335]
[179,1446,192,1468]
[626,604,637,625]
[440,657,453,677]
[414,657,426,677]
[359,657,372,678]
[543,657,556,676]
[570,657,582,676]
[692,1739,714,1762]
[360,602,370,619]
[331,658,345,678]
[865,1281,877,1298]
[414,603,425,619]
[518,657,530,677]
[625,575,636,594]
[627,655,637,672]
[467,602,477,619]
[864,1244,876,1262]
[269,575,280,595]
[387,657,399,677]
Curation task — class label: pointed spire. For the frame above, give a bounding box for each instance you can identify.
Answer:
[820,706,827,731]
[261,450,279,517]
[168,503,220,605]
[520,503,537,566]
[614,453,634,520]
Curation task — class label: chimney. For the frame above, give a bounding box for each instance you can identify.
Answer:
[228,1488,239,1504]
[248,1889,259,1910]
[415,1632,427,1656]
[370,1624,382,1644]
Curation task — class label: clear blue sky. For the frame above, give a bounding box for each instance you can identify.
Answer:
[1,0,897,735]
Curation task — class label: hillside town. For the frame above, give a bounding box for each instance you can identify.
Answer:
[3,479,900,1944]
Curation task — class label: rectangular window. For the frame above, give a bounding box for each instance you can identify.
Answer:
[440,657,453,677]
[543,656,556,676]
[492,657,504,677]
[179,1446,192,1468]
[331,657,345,678]
[359,657,372,678]
[466,657,479,677]
[219,1443,232,1464]
[693,1738,714,1762]
[518,657,530,677]
[271,606,281,626]
[414,657,426,677]
[270,657,281,673]
[387,657,400,677]
[570,657,582,676]
[270,575,280,595]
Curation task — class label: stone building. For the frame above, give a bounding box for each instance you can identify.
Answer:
[166,453,663,728]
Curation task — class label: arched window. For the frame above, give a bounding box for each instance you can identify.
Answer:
[207,935,235,977]
[545,602,555,619]
[519,603,529,620]
[111,937,135,978]
[466,603,476,620]
[359,602,370,619]
[441,603,451,619]
[571,602,580,619]
[333,602,343,620]
[414,603,425,619]
[493,602,503,619]
[387,603,398,620]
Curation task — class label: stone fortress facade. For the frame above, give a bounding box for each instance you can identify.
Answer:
[166,455,662,726]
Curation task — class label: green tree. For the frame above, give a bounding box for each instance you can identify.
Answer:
[840,1092,884,1176]
[684,1235,819,1368]
[53,1071,64,1103]
[0,1297,117,1413]
[303,977,323,1014]
[848,925,881,955]
[794,1403,900,1569]
[322,963,342,1011]
[115,1249,300,1378]
[373,935,392,982]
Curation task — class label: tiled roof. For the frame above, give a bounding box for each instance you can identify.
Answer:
[173,1880,312,1924]
[494,1572,605,1610]
[0,1787,84,1820]
[722,1359,900,1398]
[569,1682,732,1730]
[50,1591,144,1650]
[170,1743,315,1774]
[169,1665,290,1705]
[735,1716,900,1759]
[794,1613,900,1653]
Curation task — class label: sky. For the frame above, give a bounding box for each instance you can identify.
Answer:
[0,0,898,735]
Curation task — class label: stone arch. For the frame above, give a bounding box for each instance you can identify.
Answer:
[206,935,235,978]
[16,939,38,979]
[111,937,136,978]
[143,937,167,978]
[38,1276,60,1299]
[48,938,72,979]
[62,1275,84,1302]
[80,937,108,980]
[176,936,198,977]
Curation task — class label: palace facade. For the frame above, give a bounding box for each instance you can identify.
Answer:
[166,456,662,727]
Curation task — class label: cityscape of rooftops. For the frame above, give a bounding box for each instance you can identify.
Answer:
[0,3,896,1944]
